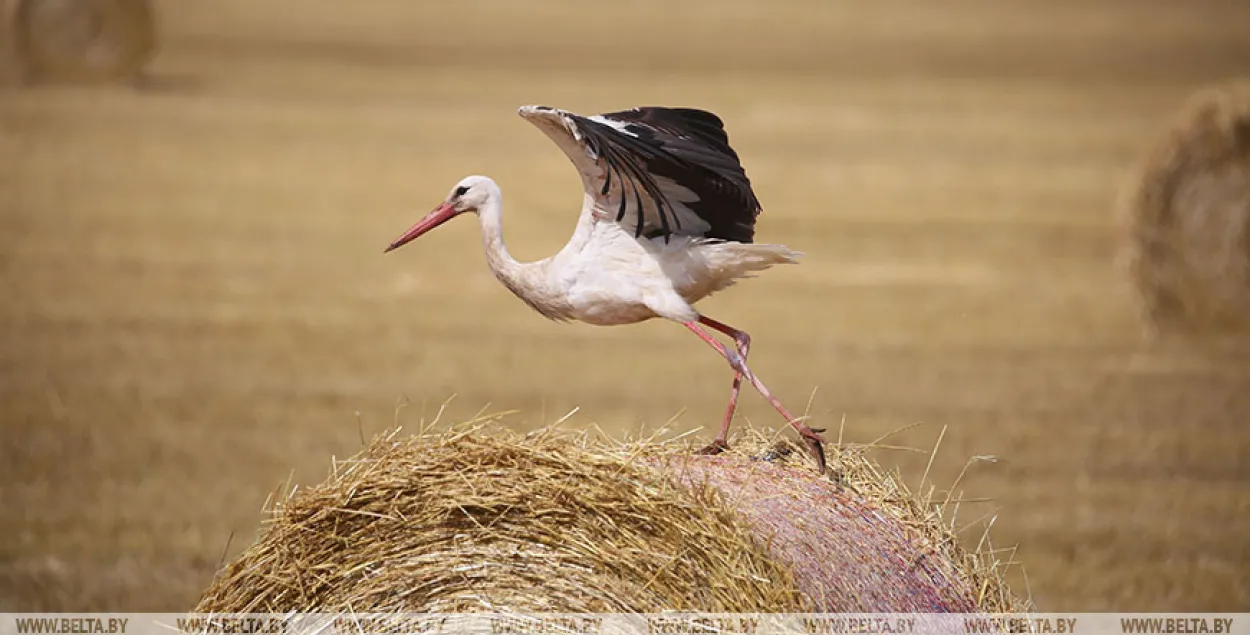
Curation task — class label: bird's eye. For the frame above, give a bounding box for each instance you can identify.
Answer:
[454,186,470,197]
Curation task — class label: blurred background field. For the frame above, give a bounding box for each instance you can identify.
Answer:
[2,0,1249,612]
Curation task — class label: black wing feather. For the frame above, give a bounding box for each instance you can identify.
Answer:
[570,106,762,243]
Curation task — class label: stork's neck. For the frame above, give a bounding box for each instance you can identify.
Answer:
[475,186,523,280]
[477,180,568,312]
[473,181,577,321]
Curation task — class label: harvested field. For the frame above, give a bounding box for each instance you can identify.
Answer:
[2,0,1250,613]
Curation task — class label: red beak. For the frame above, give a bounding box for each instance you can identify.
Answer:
[384,202,456,253]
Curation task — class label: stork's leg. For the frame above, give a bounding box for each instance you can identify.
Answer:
[682,318,827,473]
[693,316,750,455]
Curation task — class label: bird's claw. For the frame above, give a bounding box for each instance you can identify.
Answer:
[696,439,730,456]
[792,424,827,474]
[804,436,827,474]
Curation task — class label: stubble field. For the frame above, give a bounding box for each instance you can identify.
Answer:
[2,0,1248,612]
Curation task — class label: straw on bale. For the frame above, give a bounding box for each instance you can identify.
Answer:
[7,0,155,84]
[1117,80,1250,340]
[196,423,1026,614]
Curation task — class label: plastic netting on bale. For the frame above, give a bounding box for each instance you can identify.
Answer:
[1118,79,1250,342]
[654,454,1000,613]
[196,423,1027,614]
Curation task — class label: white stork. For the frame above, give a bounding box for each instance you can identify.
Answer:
[385,105,826,472]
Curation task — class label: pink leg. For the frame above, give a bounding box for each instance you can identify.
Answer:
[694,316,750,453]
[682,318,826,473]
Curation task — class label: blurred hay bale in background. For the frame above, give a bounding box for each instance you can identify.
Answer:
[196,424,1026,614]
[1118,80,1250,342]
[0,0,24,84]
[2,0,155,85]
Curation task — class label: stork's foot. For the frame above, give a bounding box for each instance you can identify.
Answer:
[696,438,730,456]
[804,437,827,474]
[797,426,827,474]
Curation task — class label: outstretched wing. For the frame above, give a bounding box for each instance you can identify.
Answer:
[518,105,763,243]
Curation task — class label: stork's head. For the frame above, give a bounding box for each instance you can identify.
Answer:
[384,175,496,253]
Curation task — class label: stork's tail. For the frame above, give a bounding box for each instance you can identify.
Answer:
[694,241,802,298]
[730,243,803,270]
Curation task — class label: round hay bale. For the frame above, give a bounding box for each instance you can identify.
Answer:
[14,0,155,84]
[196,426,1025,614]
[1118,80,1250,340]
